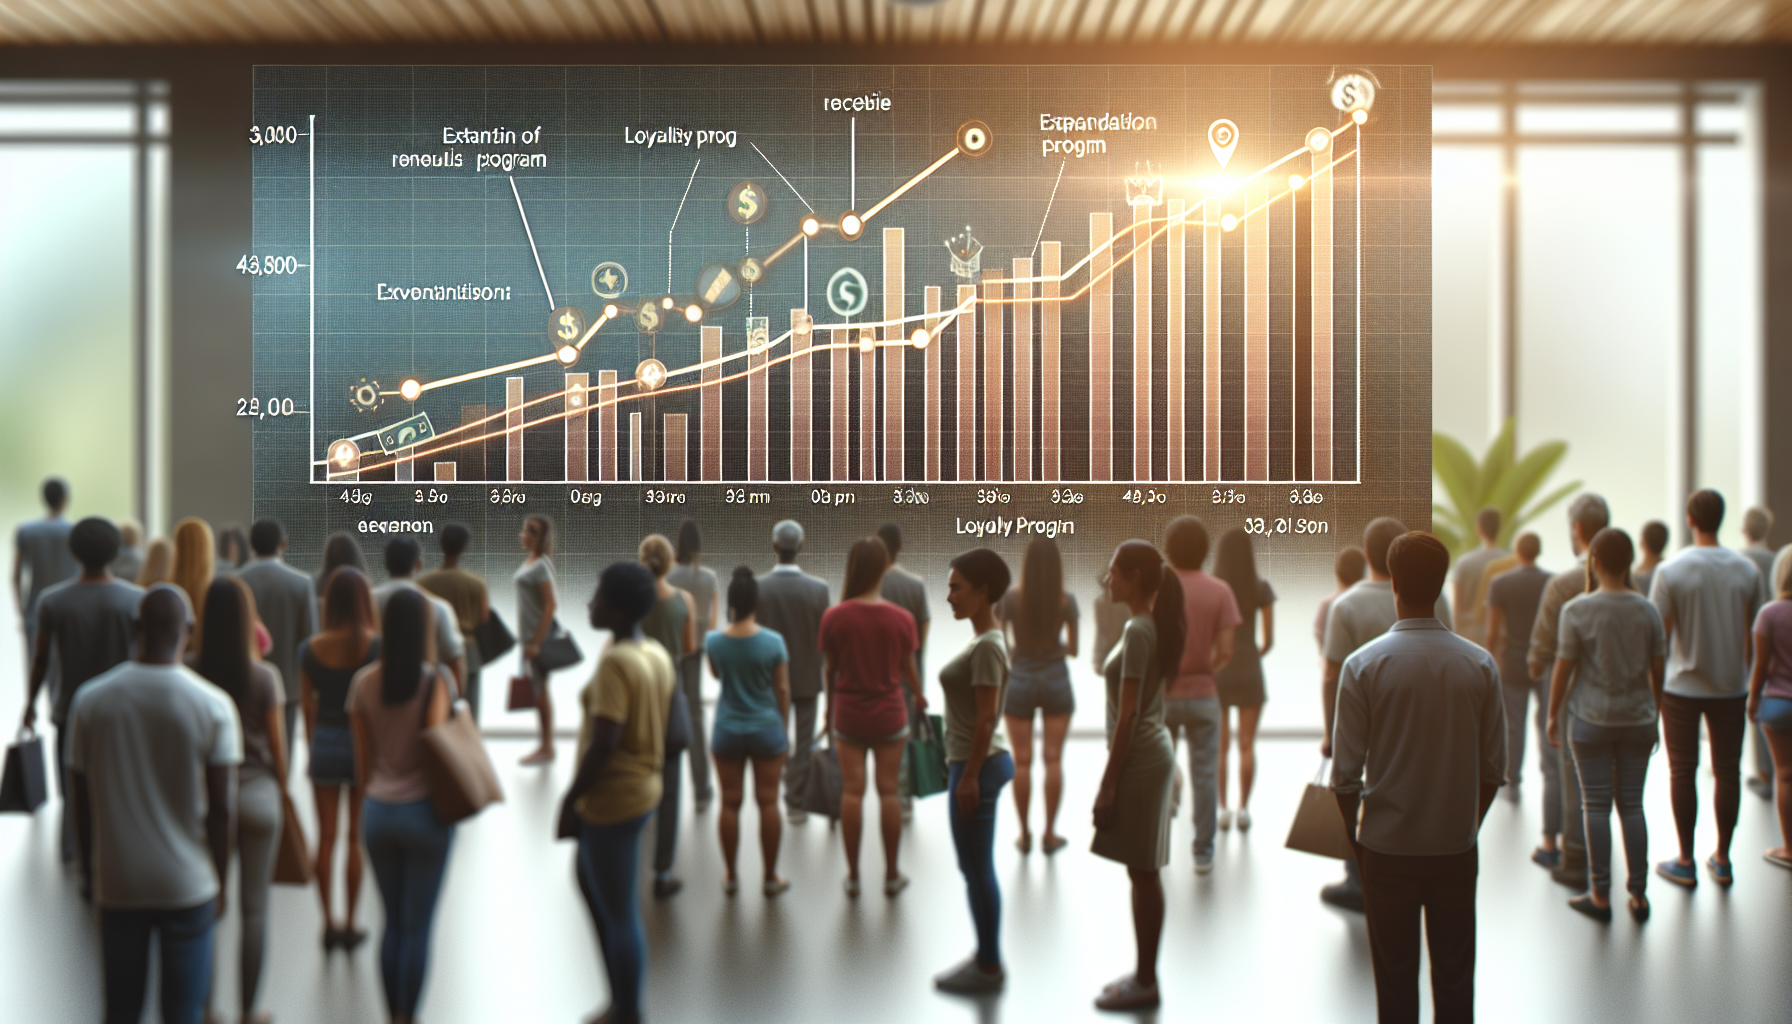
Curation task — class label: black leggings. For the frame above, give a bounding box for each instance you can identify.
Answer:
[1661,693,1746,861]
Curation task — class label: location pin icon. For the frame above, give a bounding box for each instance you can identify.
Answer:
[1208,119,1239,169]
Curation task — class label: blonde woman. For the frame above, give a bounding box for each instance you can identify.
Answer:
[137,537,175,587]
[171,518,216,650]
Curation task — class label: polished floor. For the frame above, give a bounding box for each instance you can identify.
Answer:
[3,728,1790,1023]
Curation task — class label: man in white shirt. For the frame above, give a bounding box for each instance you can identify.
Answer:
[373,537,467,698]
[68,585,241,1024]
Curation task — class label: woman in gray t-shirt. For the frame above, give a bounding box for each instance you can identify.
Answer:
[1547,527,1666,923]
[515,515,560,765]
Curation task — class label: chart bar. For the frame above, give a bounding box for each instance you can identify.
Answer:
[1246,177,1270,481]
[883,228,904,482]
[1312,148,1334,482]
[433,462,455,482]
[459,405,486,484]
[664,413,688,482]
[1166,200,1186,482]
[982,270,1004,482]
[505,377,524,483]
[1041,242,1061,483]
[830,328,849,482]
[566,372,589,483]
[628,411,642,482]
[955,285,976,482]
[1090,212,1113,482]
[1132,202,1153,482]
[923,286,941,482]
[701,325,722,482]
[1012,258,1034,482]
[859,328,876,483]
[597,372,617,482]
[1203,198,1221,482]
[749,330,768,482]
[395,448,414,482]
[791,310,812,483]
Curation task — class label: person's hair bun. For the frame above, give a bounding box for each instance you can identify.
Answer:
[732,565,756,582]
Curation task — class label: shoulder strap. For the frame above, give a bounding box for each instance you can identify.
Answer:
[416,669,444,732]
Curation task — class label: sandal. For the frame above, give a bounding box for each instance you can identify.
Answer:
[843,877,861,898]
[1764,849,1792,871]
[763,878,791,897]
[1015,833,1033,854]
[1094,974,1161,1011]
[1041,834,1068,855]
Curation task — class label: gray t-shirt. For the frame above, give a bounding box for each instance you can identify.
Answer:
[67,662,243,910]
[513,557,556,649]
[1650,546,1769,698]
[238,557,318,706]
[1486,564,1551,663]
[111,546,145,587]
[373,579,466,662]
[1558,591,1666,727]
[1323,580,1453,665]
[881,565,931,680]
[755,566,830,699]
[667,563,719,657]
[938,630,1009,762]
[1452,545,1508,643]
[15,518,76,624]
[36,578,144,725]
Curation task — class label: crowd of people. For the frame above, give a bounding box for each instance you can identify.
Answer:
[10,474,1792,1024]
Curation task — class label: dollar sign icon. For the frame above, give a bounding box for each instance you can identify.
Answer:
[729,180,767,225]
[551,305,585,343]
[737,186,759,221]
[635,301,664,334]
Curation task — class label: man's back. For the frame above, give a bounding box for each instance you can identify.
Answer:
[756,568,829,699]
[1324,580,1454,664]
[1485,564,1551,663]
[1651,545,1769,698]
[1331,620,1506,856]
[37,578,143,725]
[238,557,316,699]
[16,518,76,617]
[1452,546,1508,644]
[1742,545,1775,590]
[419,566,487,634]
[68,662,242,909]
[1527,561,1595,678]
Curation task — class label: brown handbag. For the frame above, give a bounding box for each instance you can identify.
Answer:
[419,674,505,824]
[506,673,536,711]
[272,790,314,884]
[1284,759,1356,861]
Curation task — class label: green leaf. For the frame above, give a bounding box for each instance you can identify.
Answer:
[1487,442,1568,533]
[1432,432,1481,525]
[1432,522,1467,557]
[1478,418,1517,507]
[1513,479,1583,534]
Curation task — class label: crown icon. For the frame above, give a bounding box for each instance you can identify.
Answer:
[1125,162,1164,208]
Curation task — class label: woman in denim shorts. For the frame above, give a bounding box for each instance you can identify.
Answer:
[996,538,1079,854]
[706,566,793,896]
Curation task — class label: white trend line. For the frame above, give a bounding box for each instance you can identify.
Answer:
[1031,158,1066,261]
[669,159,701,291]
[509,176,555,311]
[750,142,813,212]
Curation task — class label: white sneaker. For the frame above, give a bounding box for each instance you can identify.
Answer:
[787,808,808,824]
[1194,851,1214,875]
[1236,808,1253,831]
[1218,809,1234,831]
[1170,766,1185,818]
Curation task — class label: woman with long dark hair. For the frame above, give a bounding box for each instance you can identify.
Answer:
[818,536,926,897]
[1091,540,1185,1011]
[299,566,381,950]
[996,537,1079,854]
[1212,527,1276,830]
[706,566,792,895]
[316,531,369,603]
[192,577,286,1024]
[351,588,455,1024]
[516,515,561,765]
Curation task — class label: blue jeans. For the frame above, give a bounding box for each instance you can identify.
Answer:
[1164,697,1221,858]
[1569,719,1656,898]
[363,797,456,1017]
[579,813,652,1024]
[100,899,215,1024]
[947,752,1014,969]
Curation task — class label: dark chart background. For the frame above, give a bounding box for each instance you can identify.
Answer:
[251,64,1431,599]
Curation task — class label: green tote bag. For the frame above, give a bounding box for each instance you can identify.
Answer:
[907,713,950,799]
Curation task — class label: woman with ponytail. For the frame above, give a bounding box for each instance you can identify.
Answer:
[1090,540,1185,1011]
[704,566,793,895]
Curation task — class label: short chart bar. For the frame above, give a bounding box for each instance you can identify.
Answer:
[395,449,414,482]
[598,372,617,482]
[883,228,904,481]
[505,376,524,483]
[982,270,1004,482]
[1090,213,1113,482]
[748,331,768,482]
[923,286,941,482]
[791,310,812,483]
[628,412,642,482]
[830,328,849,482]
[1203,199,1221,482]
[955,285,976,482]
[859,329,876,483]
[664,414,688,482]
[1246,178,1270,481]
[566,372,589,483]
[1012,258,1033,482]
[701,326,722,482]
[1166,200,1186,482]
[1041,242,1061,483]
[1312,148,1334,482]
[433,462,455,482]
[1132,202,1153,483]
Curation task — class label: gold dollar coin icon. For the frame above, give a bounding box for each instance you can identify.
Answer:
[738,257,764,284]
[728,180,768,225]
[634,299,666,334]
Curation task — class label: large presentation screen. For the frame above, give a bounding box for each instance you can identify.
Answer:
[250,64,1431,601]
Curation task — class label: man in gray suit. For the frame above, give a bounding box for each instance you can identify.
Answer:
[237,520,317,764]
[755,520,830,822]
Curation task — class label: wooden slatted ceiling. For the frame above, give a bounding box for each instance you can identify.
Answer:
[0,0,1788,44]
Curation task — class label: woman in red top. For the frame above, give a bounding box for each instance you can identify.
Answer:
[819,537,926,897]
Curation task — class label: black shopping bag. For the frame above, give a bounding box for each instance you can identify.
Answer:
[802,744,843,820]
[1284,759,1355,861]
[0,730,48,814]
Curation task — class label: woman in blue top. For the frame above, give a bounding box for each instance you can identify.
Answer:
[706,566,793,896]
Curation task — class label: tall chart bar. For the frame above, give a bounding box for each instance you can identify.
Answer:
[955,285,976,482]
[566,372,589,482]
[597,372,617,482]
[628,412,642,482]
[1132,202,1153,482]
[1165,200,1186,481]
[701,326,722,482]
[459,405,486,484]
[1012,258,1033,482]
[1245,178,1270,481]
[830,328,849,482]
[1202,198,1222,481]
[1312,148,1335,481]
[1089,213,1113,482]
[664,414,688,482]
[748,331,768,482]
[1041,242,1061,482]
[395,449,414,482]
[982,270,1004,482]
[505,376,524,483]
[791,310,812,483]
[923,286,941,482]
[859,329,875,483]
[883,228,905,481]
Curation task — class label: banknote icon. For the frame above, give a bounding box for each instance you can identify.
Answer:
[377,411,438,455]
[696,263,742,311]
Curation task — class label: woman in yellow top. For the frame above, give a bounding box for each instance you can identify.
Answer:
[558,562,675,1024]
